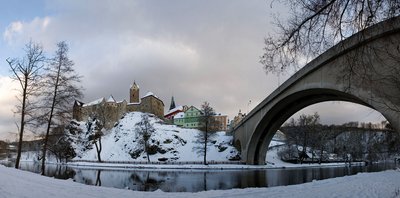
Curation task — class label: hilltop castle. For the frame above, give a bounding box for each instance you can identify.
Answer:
[73,82,164,129]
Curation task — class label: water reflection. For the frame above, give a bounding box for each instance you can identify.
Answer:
[4,162,398,192]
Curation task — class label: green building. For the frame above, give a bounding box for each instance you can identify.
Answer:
[183,106,203,128]
[173,106,203,128]
[173,105,228,131]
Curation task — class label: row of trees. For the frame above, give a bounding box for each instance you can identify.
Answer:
[7,41,82,174]
[8,40,218,166]
[279,113,399,164]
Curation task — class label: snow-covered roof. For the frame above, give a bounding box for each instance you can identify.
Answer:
[142,92,164,105]
[142,92,158,99]
[165,105,184,116]
[117,100,126,104]
[131,81,139,89]
[174,112,185,118]
[83,97,104,107]
[106,95,116,103]
[74,100,84,106]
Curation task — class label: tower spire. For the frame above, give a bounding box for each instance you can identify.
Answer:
[169,96,176,110]
[130,80,140,103]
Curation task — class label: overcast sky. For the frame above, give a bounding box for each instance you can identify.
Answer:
[0,0,385,140]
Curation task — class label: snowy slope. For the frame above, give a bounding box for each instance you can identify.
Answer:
[73,112,239,162]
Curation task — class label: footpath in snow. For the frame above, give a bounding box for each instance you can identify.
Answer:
[0,165,400,198]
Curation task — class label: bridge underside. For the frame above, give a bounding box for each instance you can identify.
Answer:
[234,16,400,165]
[249,89,369,165]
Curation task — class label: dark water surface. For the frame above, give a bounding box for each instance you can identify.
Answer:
[2,162,398,192]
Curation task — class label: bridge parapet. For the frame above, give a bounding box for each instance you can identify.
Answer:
[233,16,400,165]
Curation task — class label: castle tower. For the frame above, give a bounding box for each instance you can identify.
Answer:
[169,96,176,110]
[130,81,140,103]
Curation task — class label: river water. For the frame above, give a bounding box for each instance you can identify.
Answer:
[2,161,398,192]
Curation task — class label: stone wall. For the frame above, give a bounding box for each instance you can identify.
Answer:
[139,96,164,118]
[72,83,165,129]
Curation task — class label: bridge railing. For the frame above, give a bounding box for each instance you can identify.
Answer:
[68,159,245,165]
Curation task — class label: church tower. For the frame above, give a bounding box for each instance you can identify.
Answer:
[130,81,140,103]
[169,96,176,110]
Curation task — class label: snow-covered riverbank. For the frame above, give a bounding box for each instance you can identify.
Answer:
[1,165,399,198]
[66,160,366,170]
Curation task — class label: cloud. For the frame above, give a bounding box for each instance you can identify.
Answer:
[0,76,19,138]
[3,17,52,47]
[293,101,385,125]
[0,1,386,140]
[3,21,23,42]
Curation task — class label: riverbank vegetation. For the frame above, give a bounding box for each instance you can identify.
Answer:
[279,113,400,164]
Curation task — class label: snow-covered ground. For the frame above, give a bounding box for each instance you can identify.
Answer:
[4,112,400,197]
[67,140,363,170]
[70,112,238,163]
[1,165,400,198]
[20,112,368,169]
[265,144,365,168]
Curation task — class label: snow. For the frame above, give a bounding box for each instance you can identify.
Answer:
[4,112,400,197]
[174,112,185,118]
[1,165,399,198]
[82,97,105,107]
[165,105,184,116]
[106,95,116,102]
[265,144,366,168]
[131,82,139,89]
[143,92,158,99]
[72,112,238,163]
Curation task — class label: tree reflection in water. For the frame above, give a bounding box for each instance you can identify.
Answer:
[2,162,397,192]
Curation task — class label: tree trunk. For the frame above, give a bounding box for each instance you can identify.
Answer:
[15,78,28,169]
[204,121,208,165]
[41,111,53,174]
[94,137,102,162]
[145,141,150,163]
[319,145,324,164]
[95,170,102,186]
[41,60,61,175]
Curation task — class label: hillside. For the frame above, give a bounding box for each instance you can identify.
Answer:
[69,112,239,162]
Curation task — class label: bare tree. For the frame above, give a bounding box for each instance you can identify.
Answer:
[261,0,400,74]
[301,113,321,163]
[281,112,321,163]
[46,125,76,163]
[85,102,112,162]
[39,41,82,174]
[194,101,217,165]
[135,113,155,163]
[87,117,104,162]
[6,41,45,169]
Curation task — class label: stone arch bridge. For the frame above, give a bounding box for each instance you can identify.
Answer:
[233,17,400,165]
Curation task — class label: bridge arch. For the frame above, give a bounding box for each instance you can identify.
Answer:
[248,89,374,165]
[233,16,400,165]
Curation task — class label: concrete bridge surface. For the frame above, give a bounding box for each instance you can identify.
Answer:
[233,16,400,165]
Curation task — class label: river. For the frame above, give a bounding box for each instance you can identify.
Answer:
[1,161,398,192]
